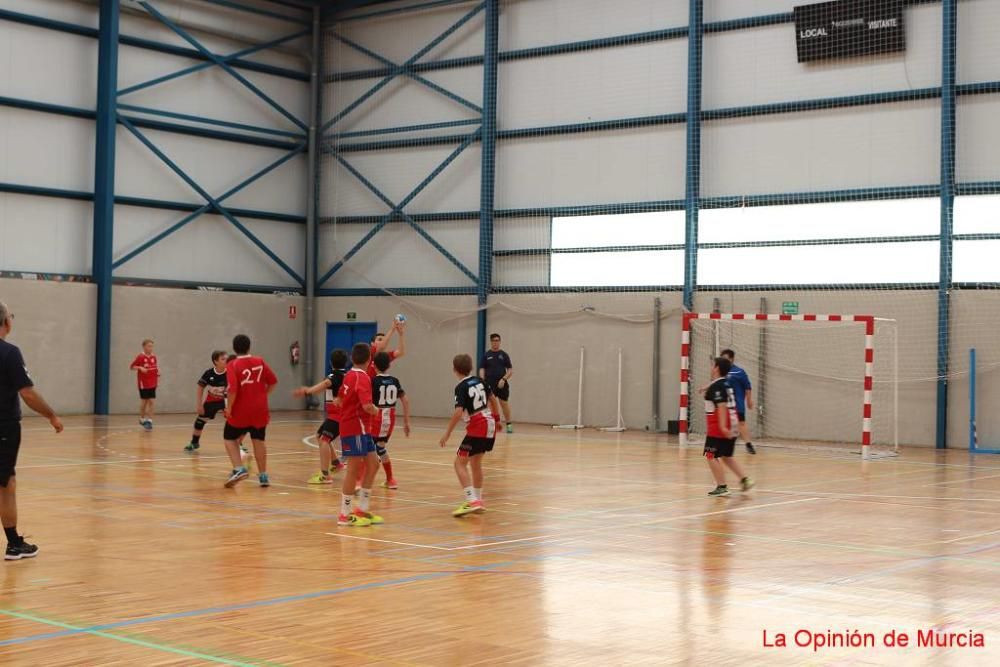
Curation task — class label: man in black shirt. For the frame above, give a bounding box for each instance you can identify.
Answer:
[479,333,513,433]
[0,302,63,560]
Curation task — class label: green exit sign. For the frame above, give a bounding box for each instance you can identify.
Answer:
[347,312,357,321]
[782,301,799,315]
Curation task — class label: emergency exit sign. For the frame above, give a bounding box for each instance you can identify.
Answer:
[782,301,800,315]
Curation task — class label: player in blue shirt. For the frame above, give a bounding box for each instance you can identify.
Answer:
[720,349,755,455]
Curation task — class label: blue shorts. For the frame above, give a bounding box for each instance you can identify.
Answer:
[341,434,376,457]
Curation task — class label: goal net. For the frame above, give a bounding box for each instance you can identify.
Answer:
[681,313,899,459]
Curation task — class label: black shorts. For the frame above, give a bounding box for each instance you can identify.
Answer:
[488,381,510,402]
[317,419,340,442]
[736,410,746,423]
[201,401,225,420]
[139,388,157,400]
[704,436,736,459]
[224,423,266,442]
[0,421,21,487]
[458,435,495,457]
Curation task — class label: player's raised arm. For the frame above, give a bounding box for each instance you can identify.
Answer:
[393,319,406,360]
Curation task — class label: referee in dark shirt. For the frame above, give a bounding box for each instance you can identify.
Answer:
[479,333,513,434]
[0,301,63,560]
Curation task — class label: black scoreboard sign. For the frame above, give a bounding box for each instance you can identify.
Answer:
[794,0,906,63]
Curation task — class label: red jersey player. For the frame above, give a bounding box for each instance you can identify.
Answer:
[223,334,278,488]
[369,351,411,489]
[335,343,380,527]
[293,348,348,484]
[703,356,754,497]
[367,318,407,378]
[439,353,499,516]
[129,338,159,430]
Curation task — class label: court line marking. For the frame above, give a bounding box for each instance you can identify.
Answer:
[323,533,451,550]
[0,609,266,666]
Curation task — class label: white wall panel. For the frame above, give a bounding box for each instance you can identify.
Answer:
[957,96,1000,183]
[494,216,550,250]
[702,100,940,196]
[704,4,941,109]
[321,220,479,289]
[329,4,484,71]
[705,0,803,23]
[326,143,482,215]
[501,0,687,50]
[0,0,98,27]
[0,109,94,191]
[328,67,483,132]
[0,194,92,275]
[500,39,688,128]
[114,127,306,214]
[959,0,1000,83]
[0,23,97,108]
[496,126,686,209]
[494,256,549,287]
[113,205,304,287]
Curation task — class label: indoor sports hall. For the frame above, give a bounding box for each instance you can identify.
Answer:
[1,0,999,664]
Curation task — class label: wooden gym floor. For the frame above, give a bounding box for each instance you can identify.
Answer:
[1,413,999,666]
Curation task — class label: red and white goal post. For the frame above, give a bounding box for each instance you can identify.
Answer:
[679,312,888,460]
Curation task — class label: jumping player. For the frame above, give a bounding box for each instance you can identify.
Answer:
[440,353,498,516]
[129,339,159,430]
[479,333,513,433]
[720,349,756,454]
[185,350,228,452]
[293,349,348,484]
[367,318,407,379]
[336,343,381,527]
[370,351,411,489]
[704,356,754,497]
[223,335,278,488]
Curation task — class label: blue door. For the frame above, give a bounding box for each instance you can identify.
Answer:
[325,321,377,374]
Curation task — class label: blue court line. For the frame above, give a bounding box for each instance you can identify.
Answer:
[0,551,573,648]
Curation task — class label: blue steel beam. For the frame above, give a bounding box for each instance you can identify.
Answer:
[330,118,481,139]
[321,1,486,132]
[117,29,311,97]
[331,153,479,282]
[197,0,311,24]
[477,0,499,365]
[337,0,476,21]
[138,1,308,131]
[0,181,304,223]
[118,117,305,285]
[117,104,307,139]
[317,129,482,287]
[113,144,306,269]
[682,0,703,311]
[92,0,119,415]
[332,31,482,113]
[937,0,958,449]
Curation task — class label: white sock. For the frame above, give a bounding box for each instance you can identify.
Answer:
[474,488,483,502]
[340,494,352,516]
[464,486,475,501]
[359,488,371,511]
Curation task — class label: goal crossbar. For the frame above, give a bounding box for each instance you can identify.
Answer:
[679,312,877,458]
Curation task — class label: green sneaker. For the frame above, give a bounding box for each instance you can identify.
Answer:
[506,423,513,434]
[708,485,730,497]
[741,477,755,492]
[184,442,199,452]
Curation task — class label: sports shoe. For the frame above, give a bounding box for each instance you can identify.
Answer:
[141,419,153,431]
[353,509,383,525]
[184,442,199,452]
[746,443,757,455]
[258,472,270,487]
[225,467,249,488]
[506,423,513,434]
[5,540,39,560]
[338,513,371,527]
[381,479,399,490]
[470,500,485,513]
[740,476,755,492]
[708,485,730,497]
[308,472,332,485]
[452,501,478,517]
[330,460,345,474]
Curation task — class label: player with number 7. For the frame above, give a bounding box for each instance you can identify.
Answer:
[440,353,499,517]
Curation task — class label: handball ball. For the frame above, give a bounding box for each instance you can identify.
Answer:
[395,313,406,323]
